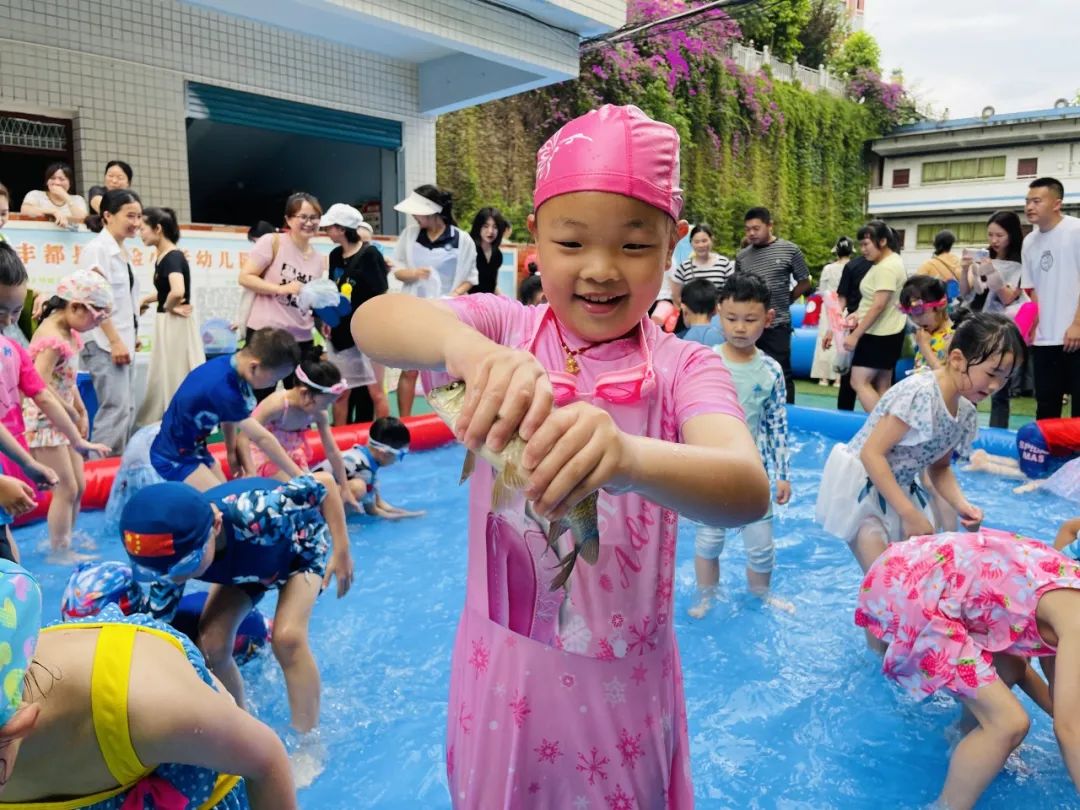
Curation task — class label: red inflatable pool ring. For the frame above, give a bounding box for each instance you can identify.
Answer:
[13,414,454,527]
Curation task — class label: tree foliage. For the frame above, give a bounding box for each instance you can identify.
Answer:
[734,0,813,63]
[796,0,849,68]
[831,30,881,78]
[437,1,907,272]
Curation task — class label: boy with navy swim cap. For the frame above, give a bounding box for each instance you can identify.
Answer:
[149,327,304,491]
[121,477,353,735]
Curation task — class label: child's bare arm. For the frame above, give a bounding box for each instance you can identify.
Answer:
[237,416,304,478]
[860,414,934,538]
[522,406,770,528]
[354,294,553,450]
[925,454,982,529]
[1055,518,1080,550]
[315,413,358,509]
[30,389,110,457]
[134,672,296,810]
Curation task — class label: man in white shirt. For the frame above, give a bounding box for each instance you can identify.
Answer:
[1020,177,1080,419]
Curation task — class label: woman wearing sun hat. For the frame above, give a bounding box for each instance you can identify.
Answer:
[391,185,477,416]
[0,557,295,808]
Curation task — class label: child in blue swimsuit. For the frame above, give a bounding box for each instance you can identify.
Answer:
[149,328,303,491]
[121,477,353,740]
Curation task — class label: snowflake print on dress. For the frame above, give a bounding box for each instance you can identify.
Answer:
[616,728,644,770]
[559,612,593,654]
[509,691,531,729]
[626,617,658,656]
[576,747,610,785]
[468,638,489,678]
[573,797,590,810]
[603,676,626,705]
[535,130,593,182]
[534,738,563,764]
[528,782,541,794]
[604,783,636,810]
[630,665,648,686]
[655,576,673,603]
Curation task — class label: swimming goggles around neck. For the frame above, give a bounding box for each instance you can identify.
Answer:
[295,364,348,395]
[368,439,408,460]
[898,297,948,317]
[532,308,656,406]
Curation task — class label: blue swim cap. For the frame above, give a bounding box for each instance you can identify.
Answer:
[120,483,214,580]
[0,559,42,725]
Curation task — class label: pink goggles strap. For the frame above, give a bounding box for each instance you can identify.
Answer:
[295,365,348,395]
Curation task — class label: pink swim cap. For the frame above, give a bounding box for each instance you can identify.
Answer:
[533,104,683,220]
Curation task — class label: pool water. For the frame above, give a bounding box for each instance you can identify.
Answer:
[13,430,1079,809]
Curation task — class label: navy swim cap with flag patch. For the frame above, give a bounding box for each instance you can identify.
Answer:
[120,483,214,580]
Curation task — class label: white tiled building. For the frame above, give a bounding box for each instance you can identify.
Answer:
[0,0,624,229]
[867,105,1080,265]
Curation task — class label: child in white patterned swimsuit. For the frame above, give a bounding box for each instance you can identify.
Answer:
[815,313,1025,647]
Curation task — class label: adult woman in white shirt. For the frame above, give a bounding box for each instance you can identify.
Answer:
[80,189,143,454]
[959,211,1029,428]
[391,185,477,416]
[20,163,88,229]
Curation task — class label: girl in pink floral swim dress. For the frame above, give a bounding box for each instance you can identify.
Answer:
[354,105,770,809]
[238,356,359,511]
[23,270,114,564]
[857,528,1080,809]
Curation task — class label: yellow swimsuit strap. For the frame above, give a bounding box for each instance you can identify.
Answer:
[0,623,241,810]
[0,623,186,809]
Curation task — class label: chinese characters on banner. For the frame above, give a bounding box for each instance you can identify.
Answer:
[7,222,516,354]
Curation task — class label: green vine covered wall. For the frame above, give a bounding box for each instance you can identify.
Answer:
[437,1,906,273]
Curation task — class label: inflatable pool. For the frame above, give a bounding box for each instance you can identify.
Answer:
[14,414,454,526]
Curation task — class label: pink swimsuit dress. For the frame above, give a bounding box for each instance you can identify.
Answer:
[0,335,47,484]
[857,528,1080,698]
[424,295,743,809]
[23,332,83,448]
[247,398,313,479]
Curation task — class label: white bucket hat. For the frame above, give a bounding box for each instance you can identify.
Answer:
[319,203,365,230]
[393,191,443,217]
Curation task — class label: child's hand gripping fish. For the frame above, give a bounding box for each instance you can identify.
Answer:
[427,380,599,590]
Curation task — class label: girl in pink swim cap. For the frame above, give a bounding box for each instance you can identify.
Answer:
[354,104,769,809]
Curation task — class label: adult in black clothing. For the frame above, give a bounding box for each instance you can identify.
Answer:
[469,207,509,294]
[833,254,873,410]
[321,203,391,423]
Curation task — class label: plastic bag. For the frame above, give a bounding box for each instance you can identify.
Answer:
[297,278,342,313]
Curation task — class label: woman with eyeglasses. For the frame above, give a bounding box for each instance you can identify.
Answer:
[239,192,328,401]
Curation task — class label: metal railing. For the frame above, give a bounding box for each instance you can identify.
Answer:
[727,42,846,96]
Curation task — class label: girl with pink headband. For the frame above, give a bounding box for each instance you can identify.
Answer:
[354,104,769,808]
[236,356,360,507]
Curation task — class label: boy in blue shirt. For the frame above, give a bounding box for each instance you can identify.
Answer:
[679,278,724,346]
[690,273,793,616]
[121,476,353,737]
[150,327,304,490]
